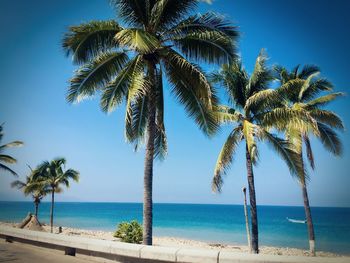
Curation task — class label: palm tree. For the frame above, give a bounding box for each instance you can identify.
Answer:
[0,124,23,176]
[274,65,344,255]
[32,158,79,233]
[62,0,238,245]
[211,50,304,253]
[11,167,50,218]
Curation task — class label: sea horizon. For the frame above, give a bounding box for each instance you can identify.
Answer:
[1,201,349,255]
[1,200,349,209]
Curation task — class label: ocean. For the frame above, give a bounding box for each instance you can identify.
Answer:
[0,201,349,254]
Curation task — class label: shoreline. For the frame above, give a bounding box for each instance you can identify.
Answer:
[0,221,345,257]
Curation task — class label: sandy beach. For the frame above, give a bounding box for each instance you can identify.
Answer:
[0,221,343,258]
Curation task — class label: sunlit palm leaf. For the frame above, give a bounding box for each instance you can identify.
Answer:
[0,155,17,164]
[305,92,344,108]
[115,28,160,53]
[243,120,258,164]
[212,127,242,193]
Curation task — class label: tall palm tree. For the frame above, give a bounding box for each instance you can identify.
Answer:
[32,158,79,233]
[0,124,23,176]
[211,50,304,253]
[11,167,50,218]
[62,0,238,245]
[274,65,344,255]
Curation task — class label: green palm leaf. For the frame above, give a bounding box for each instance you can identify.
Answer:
[68,51,128,103]
[62,20,122,64]
[317,122,343,156]
[162,49,218,135]
[115,28,160,53]
[212,127,242,193]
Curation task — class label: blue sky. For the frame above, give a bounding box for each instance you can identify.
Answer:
[0,0,349,207]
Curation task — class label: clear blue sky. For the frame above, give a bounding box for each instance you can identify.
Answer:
[0,0,349,207]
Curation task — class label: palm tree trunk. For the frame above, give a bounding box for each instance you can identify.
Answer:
[246,144,259,253]
[301,181,315,256]
[242,187,251,249]
[34,201,39,218]
[50,189,55,233]
[143,61,157,245]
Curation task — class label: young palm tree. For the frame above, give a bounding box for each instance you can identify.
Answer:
[32,158,79,233]
[11,169,50,218]
[211,50,304,253]
[62,0,238,245]
[274,65,344,255]
[0,124,23,176]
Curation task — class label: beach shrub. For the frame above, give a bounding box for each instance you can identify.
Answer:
[114,220,143,243]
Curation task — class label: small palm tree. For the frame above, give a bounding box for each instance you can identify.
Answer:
[274,65,344,255]
[211,50,303,253]
[32,158,79,233]
[0,124,23,176]
[11,167,50,218]
[62,0,238,245]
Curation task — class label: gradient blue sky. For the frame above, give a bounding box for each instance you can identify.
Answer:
[0,0,349,206]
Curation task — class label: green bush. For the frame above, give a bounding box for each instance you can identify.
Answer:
[114,220,143,244]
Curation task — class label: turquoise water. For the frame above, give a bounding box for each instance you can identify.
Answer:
[0,202,349,254]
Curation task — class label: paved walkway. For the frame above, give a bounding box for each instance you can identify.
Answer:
[0,240,120,263]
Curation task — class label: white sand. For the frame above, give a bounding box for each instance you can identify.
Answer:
[0,221,342,257]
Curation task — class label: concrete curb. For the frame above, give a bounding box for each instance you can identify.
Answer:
[0,226,348,263]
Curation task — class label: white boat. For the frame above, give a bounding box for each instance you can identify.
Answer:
[286,217,306,224]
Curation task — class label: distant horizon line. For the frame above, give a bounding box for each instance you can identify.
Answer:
[0,200,349,209]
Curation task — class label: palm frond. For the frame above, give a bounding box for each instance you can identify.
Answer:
[62,20,122,64]
[259,107,319,135]
[162,49,218,135]
[165,12,238,39]
[111,0,151,27]
[125,95,148,144]
[212,127,242,193]
[0,163,18,176]
[317,122,343,156]
[303,135,315,170]
[150,0,197,30]
[258,128,304,178]
[11,180,26,189]
[247,49,273,97]
[298,72,320,101]
[213,106,242,124]
[100,55,144,113]
[0,154,17,164]
[309,109,344,130]
[244,89,283,113]
[243,120,258,164]
[0,141,23,152]
[173,30,236,64]
[298,64,320,79]
[67,51,128,103]
[154,67,167,160]
[301,78,333,101]
[115,28,160,53]
[305,92,344,108]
